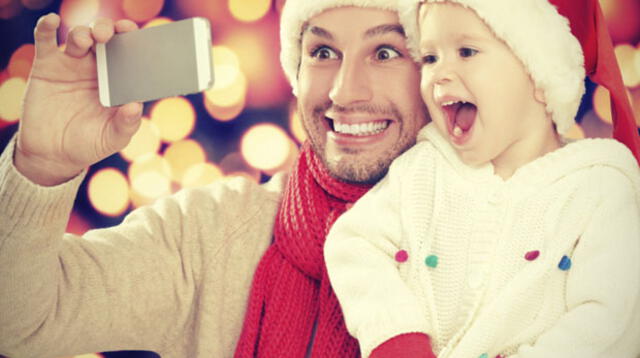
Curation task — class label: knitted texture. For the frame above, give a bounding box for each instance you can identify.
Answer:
[0,135,285,358]
[326,124,640,358]
[234,142,371,358]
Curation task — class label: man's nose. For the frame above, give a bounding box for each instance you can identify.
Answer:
[328,56,373,106]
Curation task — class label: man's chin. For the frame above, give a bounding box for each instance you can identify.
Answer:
[324,157,389,185]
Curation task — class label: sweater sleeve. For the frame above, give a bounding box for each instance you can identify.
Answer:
[0,138,276,358]
[511,167,640,358]
[325,150,432,358]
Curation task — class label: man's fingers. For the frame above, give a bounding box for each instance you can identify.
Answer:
[34,13,61,58]
[64,26,93,58]
[114,19,139,33]
[91,18,115,44]
[107,102,143,151]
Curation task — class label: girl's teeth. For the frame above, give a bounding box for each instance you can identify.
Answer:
[453,125,463,137]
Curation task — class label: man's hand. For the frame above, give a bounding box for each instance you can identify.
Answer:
[14,13,143,186]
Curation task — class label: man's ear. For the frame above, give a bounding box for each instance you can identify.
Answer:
[534,87,546,104]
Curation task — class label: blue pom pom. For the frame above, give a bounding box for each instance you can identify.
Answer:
[558,255,572,271]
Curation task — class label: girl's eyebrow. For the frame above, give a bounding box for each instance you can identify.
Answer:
[420,32,487,48]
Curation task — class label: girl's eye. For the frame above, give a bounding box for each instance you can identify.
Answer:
[422,54,437,64]
[459,47,478,58]
[375,46,401,61]
[311,46,339,60]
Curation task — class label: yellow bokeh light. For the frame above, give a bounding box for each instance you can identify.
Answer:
[241,124,291,171]
[593,85,633,125]
[128,153,173,205]
[164,139,207,182]
[150,97,196,142]
[20,0,54,10]
[212,46,241,89]
[131,171,172,200]
[564,123,585,140]
[128,153,172,183]
[204,95,245,122]
[594,85,612,124]
[219,151,261,181]
[8,43,34,80]
[143,16,173,28]
[88,168,130,217]
[614,44,640,88]
[120,118,161,162]
[289,109,307,144]
[634,47,640,85]
[0,77,26,121]
[122,0,164,22]
[228,0,270,22]
[262,139,299,176]
[204,70,247,107]
[225,31,266,85]
[59,0,99,28]
[181,162,223,188]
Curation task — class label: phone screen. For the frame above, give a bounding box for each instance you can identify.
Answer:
[97,18,212,107]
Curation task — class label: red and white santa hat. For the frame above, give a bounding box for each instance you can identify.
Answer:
[279,0,403,97]
[399,0,640,163]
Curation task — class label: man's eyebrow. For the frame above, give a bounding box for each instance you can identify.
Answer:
[301,24,405,41]
[363,24,405,39]
[302,25,334,41]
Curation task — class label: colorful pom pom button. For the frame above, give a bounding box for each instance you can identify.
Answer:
[524,250,540,261]
[495,355,505,358]
[478,354,488,358]
[425,254,439,268]
[395,250,409,263]
[558,255,572,271]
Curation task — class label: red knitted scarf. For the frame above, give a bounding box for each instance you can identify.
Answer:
[234,142,372,358]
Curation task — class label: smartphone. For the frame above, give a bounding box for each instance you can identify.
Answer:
[96,17,213,107]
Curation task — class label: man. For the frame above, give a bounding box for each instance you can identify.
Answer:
[0,1,428,357]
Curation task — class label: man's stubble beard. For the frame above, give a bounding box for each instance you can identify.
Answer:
[298,101,420,185]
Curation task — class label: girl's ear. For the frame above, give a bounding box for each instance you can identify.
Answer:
[534,87,546,104]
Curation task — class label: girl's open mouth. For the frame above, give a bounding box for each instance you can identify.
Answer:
[441,100,477,144]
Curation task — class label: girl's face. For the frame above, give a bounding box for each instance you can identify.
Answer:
[418,2,560,178]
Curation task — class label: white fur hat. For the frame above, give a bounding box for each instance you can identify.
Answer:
[279,0,405,96]
[398,0,586,135]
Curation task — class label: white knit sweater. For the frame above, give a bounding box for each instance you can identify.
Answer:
[325,123,640,358]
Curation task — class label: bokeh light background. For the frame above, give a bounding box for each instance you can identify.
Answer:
[0,0,639,357]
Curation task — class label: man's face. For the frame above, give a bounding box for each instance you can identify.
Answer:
[297,6,428,184]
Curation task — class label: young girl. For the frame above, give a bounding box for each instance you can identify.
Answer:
[325,1,640,358]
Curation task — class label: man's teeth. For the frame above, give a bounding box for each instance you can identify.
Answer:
[334,121,389,136]
[442,100,465,106]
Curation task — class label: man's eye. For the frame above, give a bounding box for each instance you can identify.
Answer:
[375,46,401,61]
[311,46,339,60]
[422,54,437,64]
[459,47,478,58]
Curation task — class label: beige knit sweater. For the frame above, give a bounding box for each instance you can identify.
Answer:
[326,124,640,358]
[0,138,285,358]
